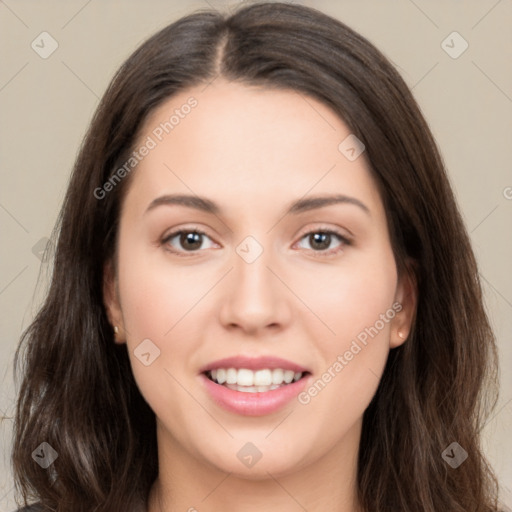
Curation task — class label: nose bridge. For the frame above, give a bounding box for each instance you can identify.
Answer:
[236,243,272,292]
[233,234,278,305]
[219,234,290,331]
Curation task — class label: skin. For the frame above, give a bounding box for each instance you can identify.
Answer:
[104,79,417,512]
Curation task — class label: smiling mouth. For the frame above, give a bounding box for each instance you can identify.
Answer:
[204,368,310,393]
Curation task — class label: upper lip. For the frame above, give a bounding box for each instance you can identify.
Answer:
[199,355,310,374]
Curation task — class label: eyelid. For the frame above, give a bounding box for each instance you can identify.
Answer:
[161,223,353,257]
[161,225,219,257]
[161,225,211,243]
[295,223,353,243]
[293,224,352,257]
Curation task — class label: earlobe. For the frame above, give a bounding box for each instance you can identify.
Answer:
[103,260,126,344]
[113,325,122,343]
[391,261,418,348]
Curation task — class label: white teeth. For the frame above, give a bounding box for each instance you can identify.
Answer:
[254,369,272,386]
[283,370,294,384]
[226,368,237,384]
[225,383,281,392]
[208,367,304,390]
[216,368,226,384]
[239,385,257,392]
[237,369,254,386]
[272,368,284,385]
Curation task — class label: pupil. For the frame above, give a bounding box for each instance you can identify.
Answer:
[181,232,202,250]
[310,232,330,250]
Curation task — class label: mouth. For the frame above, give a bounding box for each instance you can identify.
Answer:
[204,367,309,393]
[199,356,312,416]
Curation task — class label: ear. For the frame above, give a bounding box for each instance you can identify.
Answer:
[390,260,418,349]
[103,259,126,344]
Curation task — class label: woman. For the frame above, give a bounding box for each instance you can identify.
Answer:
[10,2,505,511]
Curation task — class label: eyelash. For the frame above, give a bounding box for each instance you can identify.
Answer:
[161,226,351,258]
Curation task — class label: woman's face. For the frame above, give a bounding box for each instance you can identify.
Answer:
[105,80,415,478]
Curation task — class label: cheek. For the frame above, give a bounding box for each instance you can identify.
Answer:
[295,245,397,408]
[117,233,214,342]
[295,243,398,342]
[115,232,232,421]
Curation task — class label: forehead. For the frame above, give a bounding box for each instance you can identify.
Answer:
[125,79,383,217]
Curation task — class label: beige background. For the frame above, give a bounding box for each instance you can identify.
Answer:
[1,0,511,509]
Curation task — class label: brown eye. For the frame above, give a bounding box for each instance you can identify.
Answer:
[162,229,216,255]
[296,229,350,256]
[308,232,332,251]
[178,232,203,250]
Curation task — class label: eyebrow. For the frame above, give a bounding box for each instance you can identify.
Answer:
[144,193,370,216]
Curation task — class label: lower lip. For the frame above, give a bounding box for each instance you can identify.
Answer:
[200,373,310,416]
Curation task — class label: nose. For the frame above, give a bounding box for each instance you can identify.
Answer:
[219,245,292,336]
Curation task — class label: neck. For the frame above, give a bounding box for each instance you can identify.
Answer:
[147,418,363,512]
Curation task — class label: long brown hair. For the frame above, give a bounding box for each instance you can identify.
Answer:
[11,2,503,511]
